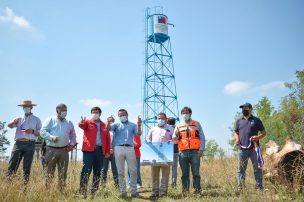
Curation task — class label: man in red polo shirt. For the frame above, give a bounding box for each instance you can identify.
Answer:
[79,107,111,197]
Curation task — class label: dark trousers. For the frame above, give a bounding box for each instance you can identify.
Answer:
[102,154,118,186]
[179,150,201,192]
[80,146,104,195]
[7,141,35,184]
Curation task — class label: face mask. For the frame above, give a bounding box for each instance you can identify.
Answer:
[182,114,190,121]
[60,111,67,119]
[242,109,250,116]
[23,107,31,114]
[158,119,166,127]
[92,113,100,120]
[119,116,127,123]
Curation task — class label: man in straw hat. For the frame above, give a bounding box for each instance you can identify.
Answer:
[7,100,42,185]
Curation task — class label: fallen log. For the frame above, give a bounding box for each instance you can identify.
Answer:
[264,138,304,190]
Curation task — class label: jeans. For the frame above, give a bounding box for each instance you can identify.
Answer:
[237,148,263,189]
[128,158,142,186]
[80,146,104,195]
[7,141,35,184]
[179,150,201,192]
[102,154,118,186]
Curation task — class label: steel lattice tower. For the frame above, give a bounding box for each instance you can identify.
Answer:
[142,7,179,137]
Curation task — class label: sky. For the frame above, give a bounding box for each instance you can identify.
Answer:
[0,0,303,157]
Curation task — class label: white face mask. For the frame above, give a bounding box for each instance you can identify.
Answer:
[92,113,100,120]
[157,119,166,127]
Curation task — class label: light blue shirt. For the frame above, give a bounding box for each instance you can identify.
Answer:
[173,119,206,151]
[12,114,42,141]
[95,121,102,146]
[110,121,138,147]
[40,116,77,147]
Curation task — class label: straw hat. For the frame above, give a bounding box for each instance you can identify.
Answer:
[17,100,37,107]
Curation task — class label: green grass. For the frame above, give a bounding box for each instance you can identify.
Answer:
[0,158,303,201]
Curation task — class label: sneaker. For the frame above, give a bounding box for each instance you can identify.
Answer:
[131,192,140,198]
[137,184,142,189]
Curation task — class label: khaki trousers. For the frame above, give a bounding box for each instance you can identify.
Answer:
[151,165,170,195]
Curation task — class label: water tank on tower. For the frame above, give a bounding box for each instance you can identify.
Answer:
[148,14,169,43]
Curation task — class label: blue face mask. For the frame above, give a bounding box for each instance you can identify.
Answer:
[158,119,166,127]
[23,107,31,114]
[119,116,127,123]
[60,111,67,119]
[182,114,190,121]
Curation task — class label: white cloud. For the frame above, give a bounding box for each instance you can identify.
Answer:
[80,98,112,108]
[0,7,30,29]
[255,81,285,92]
[224,80,286,95]
[223,81,251,95]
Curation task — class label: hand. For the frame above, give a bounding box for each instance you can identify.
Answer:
[25,128,34,134]
[105,153,110,158]
[80,116,86,124]
[251,135,259,142]
[66,144,75,152]
[14,118,21,125]
[107,116,114,123]
[110,149,114,155]
[175,129,180,137]
[134,141,138,146]
[234,137,240,145]
[137,115,142,125]
[52,136,59,143]
[198,150,204,158]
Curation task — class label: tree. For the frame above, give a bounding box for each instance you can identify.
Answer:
[0,121,10,157]
[278,70,304,145]
[228,70,304,152]
[204,139,225,159]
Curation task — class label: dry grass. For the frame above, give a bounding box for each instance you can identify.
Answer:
[0,157,303,201]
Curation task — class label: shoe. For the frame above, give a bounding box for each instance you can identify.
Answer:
[150,193,159,199]
[235,188,242,196]
[137,184,142,189]
[193,189,201,195]
[159,193,167,197]
[119,193,127,198]
[182,190,189,196]
[131,192,140,198]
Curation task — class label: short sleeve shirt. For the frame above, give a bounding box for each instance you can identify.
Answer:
[235,115,265,147]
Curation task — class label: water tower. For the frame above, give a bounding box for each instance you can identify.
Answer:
[142,7,179,137]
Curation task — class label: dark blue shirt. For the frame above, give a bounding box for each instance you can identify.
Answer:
[235,115,265,148]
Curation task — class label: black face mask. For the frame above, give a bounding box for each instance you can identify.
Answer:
[242,109,250,116]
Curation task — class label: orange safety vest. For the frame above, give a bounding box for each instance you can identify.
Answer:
[177,120,201,151]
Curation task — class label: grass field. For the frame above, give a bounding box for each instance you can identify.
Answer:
[0,157,303,201]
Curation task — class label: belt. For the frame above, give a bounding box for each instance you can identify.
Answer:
[47,145,67,149]
[95,145,102,148]
[17,138,36,142]
[118,144,132,147]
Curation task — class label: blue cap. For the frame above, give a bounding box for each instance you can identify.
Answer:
[239,102,252,109]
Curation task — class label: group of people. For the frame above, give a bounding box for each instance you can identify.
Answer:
[5,100,266,198]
